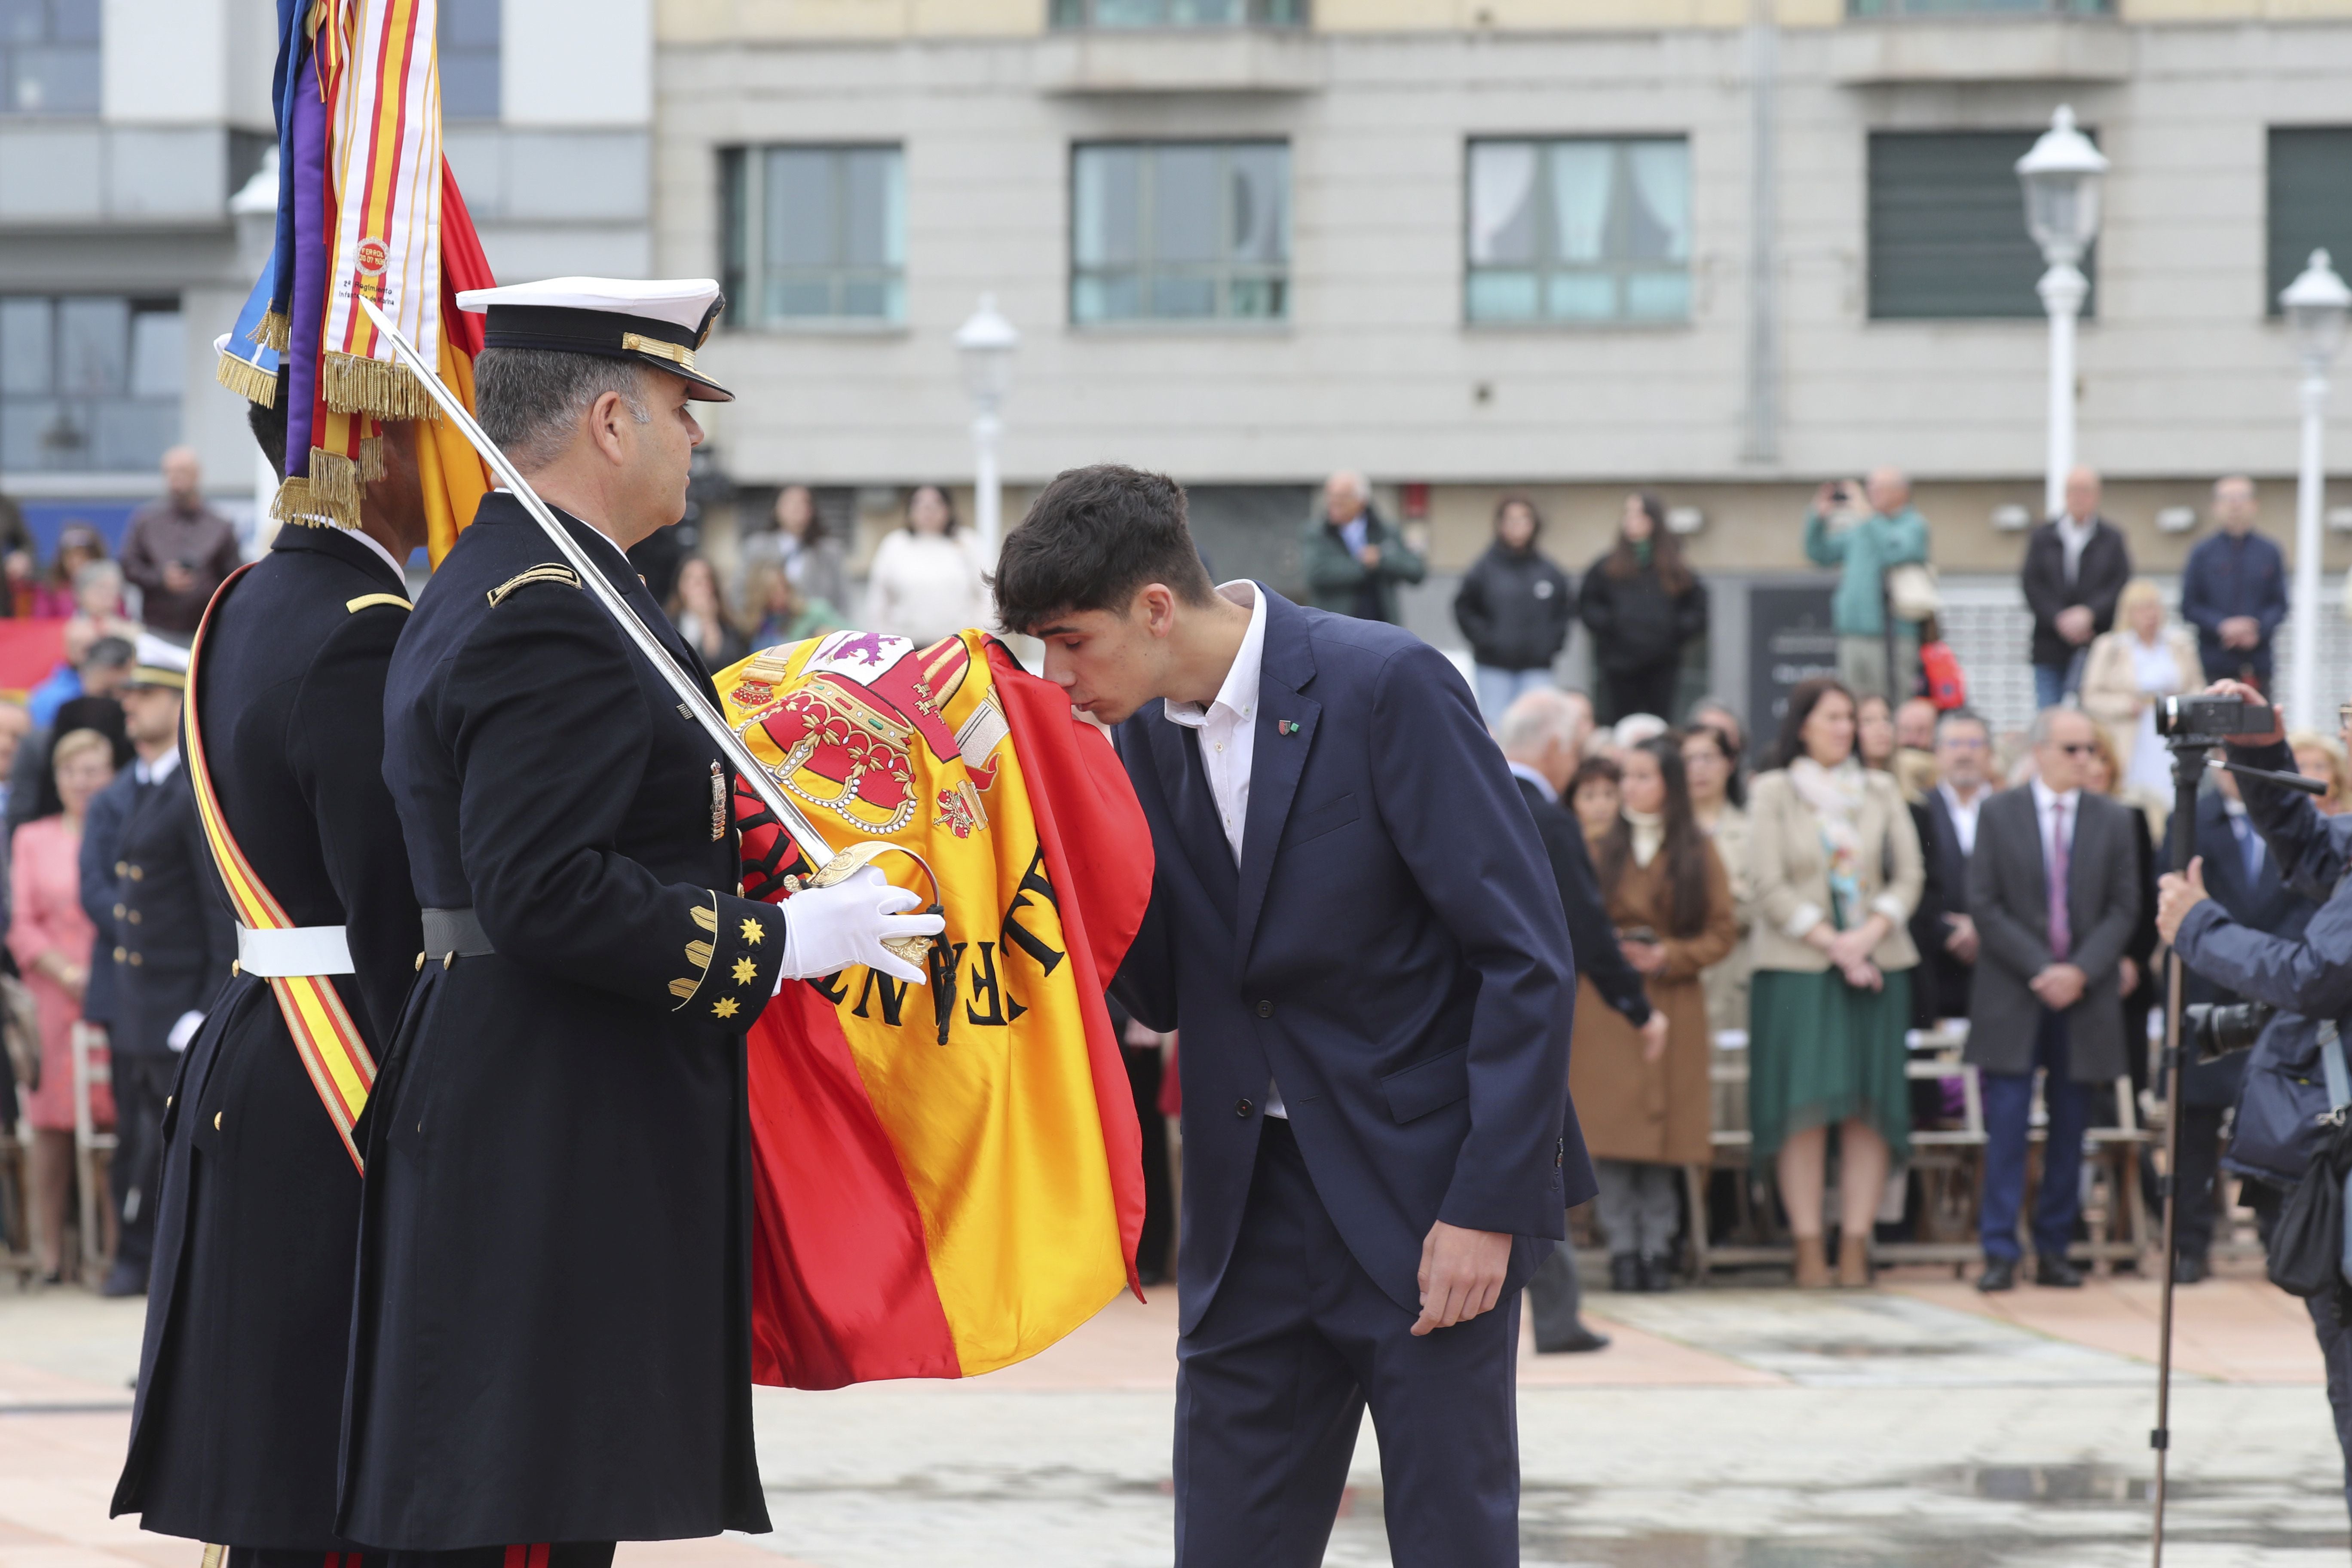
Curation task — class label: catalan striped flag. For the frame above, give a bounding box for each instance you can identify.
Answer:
[720,634,1155,1387]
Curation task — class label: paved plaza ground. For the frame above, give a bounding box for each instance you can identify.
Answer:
[3,1259,2346,1568]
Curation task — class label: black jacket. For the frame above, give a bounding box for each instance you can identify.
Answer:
[2180,789,2318,1107]
[1576,554,1706,678]
[2021,518,2132,671]
[1911,786,1981,1022]
[1512,774,1649,1030]
[344,496,788,1549]
[1453,544,1572,672]
[114,525,423,1550]
[104,765,234,1058]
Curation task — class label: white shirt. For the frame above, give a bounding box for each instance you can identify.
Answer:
[349,527,407,584]
[1506,758,1558,806]
[135,747,181,787]
[1937,781,1988,858]
[1161,580,1283,1115]
[2056,513,2097,587]
[1161,581,1267,864]
[2030,777,2081,881]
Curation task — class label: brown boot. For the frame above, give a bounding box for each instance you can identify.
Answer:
[1793,1235,1831,1289]
[1837,1234,1872,1289]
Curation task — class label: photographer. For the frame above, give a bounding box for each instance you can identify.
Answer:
[2155,679,2352,1520]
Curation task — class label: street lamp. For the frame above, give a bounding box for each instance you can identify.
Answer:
[954,295,1020,553]
[2016,105,2108,521]
[2282,248,2351,728]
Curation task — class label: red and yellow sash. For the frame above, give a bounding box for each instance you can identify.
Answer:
[185,565,378,1171]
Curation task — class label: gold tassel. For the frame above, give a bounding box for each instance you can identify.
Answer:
[323,351,438,423]
[250,311,290,352]
[213,352,279,407]
[358,433,385,483]
[271,456,361,530]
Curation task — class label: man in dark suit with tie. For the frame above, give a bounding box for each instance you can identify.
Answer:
[1498,685,1662,1352]
[997,464,1582,1568]
[1965,706,2141,1291]
[2020,466,2132,710]
[2172,771,2316,1281]
[1912,709,1995,1021]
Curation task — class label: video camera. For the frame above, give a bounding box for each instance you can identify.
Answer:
[2155,692,2273,747]
[2183,1000,2275,1062]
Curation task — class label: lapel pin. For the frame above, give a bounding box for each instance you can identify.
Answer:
[1277,720,1300,736]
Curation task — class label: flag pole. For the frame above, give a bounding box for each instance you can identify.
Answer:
[354,294,842,881]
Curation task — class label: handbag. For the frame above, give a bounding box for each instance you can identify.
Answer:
[2224,1014,2340,1188]
[2264,1021,2352,1297]
[1885,562,1940,623]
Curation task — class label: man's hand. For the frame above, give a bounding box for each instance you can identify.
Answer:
[1620,937,1666,976]
[1413,1221,1513,1337]
[1638,1009,1670,1063]
[161,561,196,595]
[2208,679,2283,747]
[2029,962,2088,1011]
[2055,604,2095,646]
[2119,956,2140,997]
[2156,856,2211,946]
[2221,615,2261,650]
[1357,542,1382,569]
[1942,912,1979,965]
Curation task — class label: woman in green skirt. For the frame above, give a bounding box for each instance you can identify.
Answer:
[1745,677,1924,1288]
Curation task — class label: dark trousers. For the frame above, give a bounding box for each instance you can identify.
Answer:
[227,1552,377,1568]
[1121,1044,1173,1282]
[1174,1119,1521,1568]
[110,1051,176,1276]
[1980,1010,2090,1263]
[2172,1102,2228,1263]
[1524,1235,1585,1348]
[2310,1290,2352,1523]
[377,1547,614,1568]
[1599,663,1678,728]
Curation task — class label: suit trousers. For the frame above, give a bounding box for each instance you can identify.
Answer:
[377,1545,613,1568]
[1524,1236,1585,1350]
[1121,1044,1174,1282]
[1594,1160,1678,1257]
[110,1052,177,1276]
[2171,1102,2228,1263]
[1979,1010,2090,1263]
[1174,1119,1522,1568]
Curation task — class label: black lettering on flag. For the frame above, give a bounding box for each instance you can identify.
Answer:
[853,969,910,1027]
[809,970,851,1005]
[1001,845,1066,977]
[965,940,1027,1026]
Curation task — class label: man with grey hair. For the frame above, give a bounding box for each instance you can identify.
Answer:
[348,278,941,1561]
[121,445,241,634]
[1497,687,1663,1349]
[1302,468,1424,625]
[2182,474,2287,690]
[1964,705,2140,1292]
[1804,466,1929,703]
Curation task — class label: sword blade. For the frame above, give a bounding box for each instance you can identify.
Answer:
[352,294,841,878]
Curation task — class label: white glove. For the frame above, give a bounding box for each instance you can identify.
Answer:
[167,1010,204,1052]
[774,866,943,987]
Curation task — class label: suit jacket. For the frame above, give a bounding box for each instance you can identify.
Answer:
[1745,766,1923,974]
[2022,517,2132,671]
[2180,529,2288,683]
[77,771,137,1027]
[1512,773,1650,1030]
[1964,786,2140,1082]
[107,764,234,1057]
[1112,588,1584,1334]
[113,524,423,1550]
[1913,786,1982,1021]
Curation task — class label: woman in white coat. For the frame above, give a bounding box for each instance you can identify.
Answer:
[862,485,993,646]
[2079,578,2202,807]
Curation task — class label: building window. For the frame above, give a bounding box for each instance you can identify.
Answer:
[1848,0,2109,13]
[1050,0,1302,26]
[1868,129,2094,320]
[1072,142,1289,325]
[2269,128,2352,316]
[1465,138,1692,325]
[436,0,500,120]
[720,146,906,327]
[3,0,100,115]
[0,297,183,473]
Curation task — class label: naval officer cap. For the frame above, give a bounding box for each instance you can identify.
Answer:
[122,632,190,692]
[456,277,733,402]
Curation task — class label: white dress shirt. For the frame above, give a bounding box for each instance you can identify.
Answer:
[1937,781,1987,858]
[135,748,181,787]
[2055,513,2097,587]
[1161,581,1284,1114]
[1506,758,1557,806]
[349,526,408,584]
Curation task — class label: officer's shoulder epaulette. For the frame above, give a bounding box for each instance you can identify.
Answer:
[487,565,582,607]
[346,592,413,614]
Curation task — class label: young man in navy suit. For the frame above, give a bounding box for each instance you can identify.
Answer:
[995,464,1587,1568]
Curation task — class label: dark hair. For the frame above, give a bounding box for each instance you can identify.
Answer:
[46,524,108,591]
[1493,494,1543,544]
[1767,677,1856,772]
[992,464,1217,633]
[1604,490,1692,593]
[1595,735,1716,940]
[1568,754,1622,798]
[906,484,960,537]
[1685,719,1749,809]
[773,484,825,544]
[1855,692,1895,770]
[84,635,134,671]
[248,368,290,481]
[475,347,651,469]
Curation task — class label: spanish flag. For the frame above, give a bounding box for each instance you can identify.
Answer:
[719,633,1153,1387]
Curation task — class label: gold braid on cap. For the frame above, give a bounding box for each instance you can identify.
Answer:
[622,333,694,372]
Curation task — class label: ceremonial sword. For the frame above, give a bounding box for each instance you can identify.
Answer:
[352,296,934,963]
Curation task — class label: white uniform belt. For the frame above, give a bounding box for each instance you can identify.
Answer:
[236,924,355,978]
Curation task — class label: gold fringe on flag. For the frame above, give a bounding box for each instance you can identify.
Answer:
[322,351,439,423]
[358,431,386,483]
[270,453,363,530]
[214,351,279,407]
[250,311,291,353]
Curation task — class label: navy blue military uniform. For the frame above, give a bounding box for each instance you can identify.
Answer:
[341,493,787,1551]
[91,729,236,1290]
[111,524,422,1561]
[1111,586,1582,1568]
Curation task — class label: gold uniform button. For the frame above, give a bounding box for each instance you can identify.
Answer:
[128,867,143,881]
[113,946,126,962]
[114,861,127,876]
[128,953,143,967]
[213,1112,221,1130]
[127,911,141,925]
[112,904,124,918]
[414,952,425,972]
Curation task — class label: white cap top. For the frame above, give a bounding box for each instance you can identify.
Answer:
[456,276,723,335]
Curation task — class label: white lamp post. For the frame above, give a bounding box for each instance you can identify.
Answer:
[2282,248,2351,729]
[2016,105,2109,521]
[953,295,1020,553]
